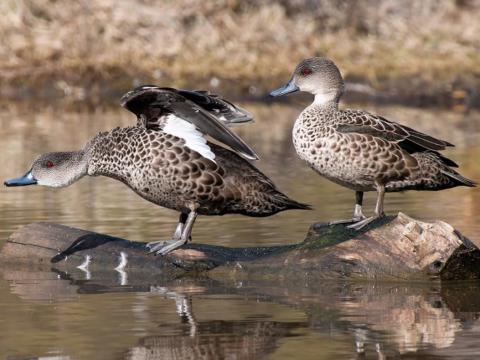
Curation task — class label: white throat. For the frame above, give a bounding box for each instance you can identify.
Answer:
[313,92,337,106]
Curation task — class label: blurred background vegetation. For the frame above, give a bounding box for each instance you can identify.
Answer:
[1,0,479,105]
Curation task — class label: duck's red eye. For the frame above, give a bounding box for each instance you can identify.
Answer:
[46,161,54,168]
[301,68,313,76]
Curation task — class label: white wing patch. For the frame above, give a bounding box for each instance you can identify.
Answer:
[163,114,216,162]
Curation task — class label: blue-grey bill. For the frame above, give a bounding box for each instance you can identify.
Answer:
[269,79,300,97]
[4,171,37,187]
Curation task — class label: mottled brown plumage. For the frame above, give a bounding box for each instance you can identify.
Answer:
[5,86,308,255]
[270,57,475,229]
[292,104,472,192]
[87,126,303,217]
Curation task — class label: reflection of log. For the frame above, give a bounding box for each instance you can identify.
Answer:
[3,249,480,360]
[2,213,480,281]
[3,265,479,359]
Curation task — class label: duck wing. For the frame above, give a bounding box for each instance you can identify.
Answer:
[177,89,253,125]
[120,86,259,160]
[336,110,454,153]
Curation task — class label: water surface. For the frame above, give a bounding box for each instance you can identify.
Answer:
[0,101,479,359]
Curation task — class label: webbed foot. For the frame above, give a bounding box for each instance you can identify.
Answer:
[146,238,187,256]
[328,215,366,226]
[347,215,384,230]
[147,211,197,256]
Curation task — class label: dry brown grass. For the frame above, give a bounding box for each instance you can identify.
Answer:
[1,0,479,99]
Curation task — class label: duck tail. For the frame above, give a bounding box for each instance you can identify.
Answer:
[423,151,476,187]
[282,197,312,211]
[442,169,477,188]
[240,190,311,217]
[272,191,312,211]
[387,152,476,192]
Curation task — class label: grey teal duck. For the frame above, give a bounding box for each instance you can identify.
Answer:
[5,86,309,254]
[270,57,475,230]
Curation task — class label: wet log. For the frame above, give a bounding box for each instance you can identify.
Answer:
[1,213,479,281]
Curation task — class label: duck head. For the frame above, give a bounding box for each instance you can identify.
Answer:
[4,151,88,188]
[270,57,344,105]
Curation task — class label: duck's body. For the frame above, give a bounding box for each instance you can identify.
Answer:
[293,103,471,193]
[88,126,303,216]
[5,86,308,254]
[271,57,475,229]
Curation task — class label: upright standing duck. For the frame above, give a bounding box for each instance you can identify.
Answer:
[5,86,309,254]
[270,57,475,229]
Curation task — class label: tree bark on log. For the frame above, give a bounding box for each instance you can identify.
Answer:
[1,213,479,281]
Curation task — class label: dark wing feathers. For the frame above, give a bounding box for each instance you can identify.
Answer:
[335,123,407,142]
[441,169,476,187]
[120,86,259,160]
[120,86,165,129]
[430,151,459,168]
[337,110,453,152]
[177,89,253,124]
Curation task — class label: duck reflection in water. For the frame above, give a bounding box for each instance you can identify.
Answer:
[2,264,478,359]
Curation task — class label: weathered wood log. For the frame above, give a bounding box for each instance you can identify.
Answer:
[1,213,479,281]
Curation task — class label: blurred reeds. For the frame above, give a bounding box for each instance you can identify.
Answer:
[1,0,479,101]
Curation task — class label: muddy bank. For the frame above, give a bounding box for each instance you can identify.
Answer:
[2,68,479,110]
[2,1,480,108]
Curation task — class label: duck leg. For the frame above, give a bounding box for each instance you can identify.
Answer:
[173,213,188,240]
[328,191,366,225]
[146,213,187,251]
[147,211,198,256]
[347,184,385,230]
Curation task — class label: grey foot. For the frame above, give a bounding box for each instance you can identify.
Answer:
[347,215,383,230]
[146,240,167,251]
[328,216,366,226]
[146,238,187,255]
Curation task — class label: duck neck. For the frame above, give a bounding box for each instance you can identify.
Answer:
[84,130,134,182]
[313,91,340,110]
[69,151,89,185]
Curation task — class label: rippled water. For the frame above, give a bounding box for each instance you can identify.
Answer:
[0,100,479,359]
